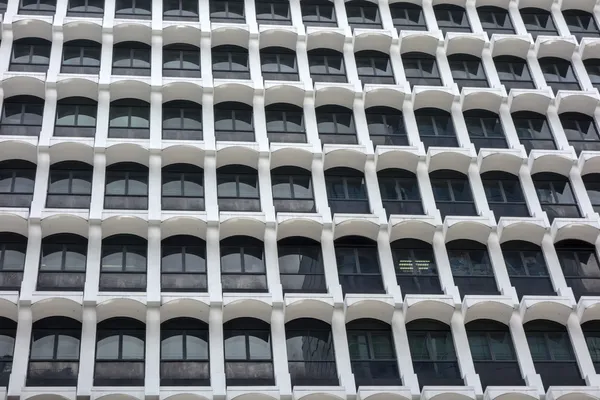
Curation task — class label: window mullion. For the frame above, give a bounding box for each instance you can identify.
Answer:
[181,246,187,273]
[182,332,187,360]
[122,245,127,272]
[61,245,67,271]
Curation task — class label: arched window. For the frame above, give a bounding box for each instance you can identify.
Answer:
[260,47,298,81]
[584,58,600,86]
[402,52,442,87]
[271,166,315,213]
[265,103,306,143]
[415,108,458,149]
[163,44,201,78]
[463,109,506,151]
[494,55,535,91]
[112,41,151,75]
[55,97,97,137]
[0,317,16,386]
[28,317,81,386]
[512,111,556,152]
[447,239,499,296]
[0,160,36,207]
[221,236,267,292]
[430,170,477,218]
[95,318,145,386]
[0,95,44,136]
[286,318,338,386]
[406,319,462,387]
[582,321,600,373]
[163,0,198,20]
[532,172,580,222]
[38,233,87,291]
[391,239,441,295]
[301,0,336,26]
[214,101,254,141]
[347,319,400,386]
[481,171,529,220]
[563,9,600,40]
[61,39,101,74]
[308,48,347,82]
[115,0,151,18]
[100,234,147,291]
[0,233,27,290]
[160,318,209,385]
[524,320,584,388]
[560,112,600,153]
[433,4,470,34]
[325,167,370,214]
[278,237,326,293]
[212,45,250,79]
[315,105,357,144]
[390,2,426,31]
[466,320,523,388]
[10,38,51,72]
[448,54,488,89]
[335,236,384,294]
[521,7,557,39]
[477,6,514,34]
[501,240,555,298]
[162,163,204,211]
[583,173,600,214]
[539,57,580,93]
[105,162,149,209]
[67,0,104,16]
[161,235,206,292]
[378,168,423,216]
[19,0,55,14]
[224,318,274,385]
[366,106,406,146]
[255,0,291,24]
[108,99,150,139]
[216,165,260,211]
[355,50,394,84]
[162,100,203,140]
[345,0,381,29]
[555,239,600,299]
[210,0,244,21]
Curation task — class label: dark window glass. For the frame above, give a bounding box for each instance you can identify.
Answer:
[308,49,347,82]
[301,0,336,26]
[112,42,151,75]
[415,108,458,149]
[163,44,201,78]
[584,173,600,214]
[210,0,244,22]
[434,4,471,34]
[67,0,103,15]
[335,236,384,294]
[583,321,600,373]
[266,104,306,143]
[221,237,267,293]
[0,96,44,137]
[214,102,254,141]
[10,38,51,72]
[316,105,357,144]
[46,161,93,209]
[521,7,557,39]
[407,320,462,387]
[278,237,325,293]
[447,239,499,296]
[217,165,260,211]
[378,168,423,216]
[19,0,55,14]
[345,0,381,29]
[161,164,204,211]
[115,0,151,18]
[494,55,535,91]
[464,109,506,151]
[390,2,426,31]
[391,239,441,295]
[556,240,600,299]
[38,234,87,291]
[100,235,147,291]
[430,170,477,218]
[325,167,370,214]
[539,57,580,93]
[585,58,600,87]
[448,54,488,89]
[55,97,97,137]
[502,240,555,298]
[402,52,442,87]
[0,160,36,210]
[0,317,17,387]
[161,236,207,292]
[355,50,394,84]
[512,111,556,152]
[560,112,600,154]
[104,162,148,210]
[160,318,209,385]
[261,47,298,80]
[255,0,291,24]
[108,99,150,139]
[272,166,315,213]
[0,233,27,291]
[61,40,101,74]
[366,106,407,146]
[564,10,600,40]
[532,172,581,222]
[481,171,529,220]
[162,100,202,140]
[477,6,514,35]
[212,45,250,79]
[163,0,198,20]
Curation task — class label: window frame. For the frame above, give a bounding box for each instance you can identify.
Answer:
[115,0,151,18]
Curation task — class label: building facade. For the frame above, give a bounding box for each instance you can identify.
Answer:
[1,0,600,399]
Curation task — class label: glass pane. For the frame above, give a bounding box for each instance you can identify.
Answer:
[125,251,146,272]
[122,336,145,359]
[96,336,119,359]
[249,335,271,360]
[225,335,246,359]
[30,336,55,360]
[291,176,312,199]
[272,176,292,198]
[56,335,80,359]
[468,334,491,361]
[40,246,63,271]
[3,248,25,270]
[238,175,258,197]
[161,335,183,360]
[186,335,208,359]
[489,332,514,361]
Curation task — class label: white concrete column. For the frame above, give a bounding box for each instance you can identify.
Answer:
[421,0,438,32]
[304,94,321,147]
[264,226,282,299]
[206,225,223,302]
[149,88,163,149]
[487,232,518,300]
[450,311,482,395]
[39,87,57,146]
[390,41,406,86]
[29,151,50,219]
[76,306,97,397]
[258,153,275,220]
[518,163,544,218]
[377,229,402,299]
[403,101,423,148]
[353,95,373,148]
[332,0,349,30]
[321,228,343,302]
[499,102,524,150]
[481,46,501,88]
[202,91,215,147]
[311,156,331,217]
[343,41,360,86]
[331,308,356,394]
[198,0,211,26]
[244,0,258,26]
[95,89,111,149]
[209,307,226,397]
[364,159,385,218]
[377,0,394,31]
[467,161,491,217]
[19,223,42,299]
[270,307,292,395]
[0,30,14,73]
[391,310,419,394]
[249,35,262,82]
[144,307,160,397]
[416,160,438,217]
[541,232,575,300]
[550,2,570,37]
[3,0,18,20]
[89,152,107,220]
[451,101,474,149]
[151,0,162,24]
[148,152,162,220]
[433,230,460,301]
[509,312,544,393]
[150,33,162,84]
[465,0,483,34]
[436,44,455,87]
[254,92,269,149]
[83,223,102,298]
[572,52,594,91]
[526,51,546,90]
[569,164,595,218]
[7,307,32,397]
[508,0,528,36]
[288,0,303,28]
[200,35,213,81]
[296,37,311,84]
[204,155,219,221]
[146,224,161,304]
[47,30,64,81]
[567,313,600,386]
[98,31,114,84]
[546,104,571,151]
